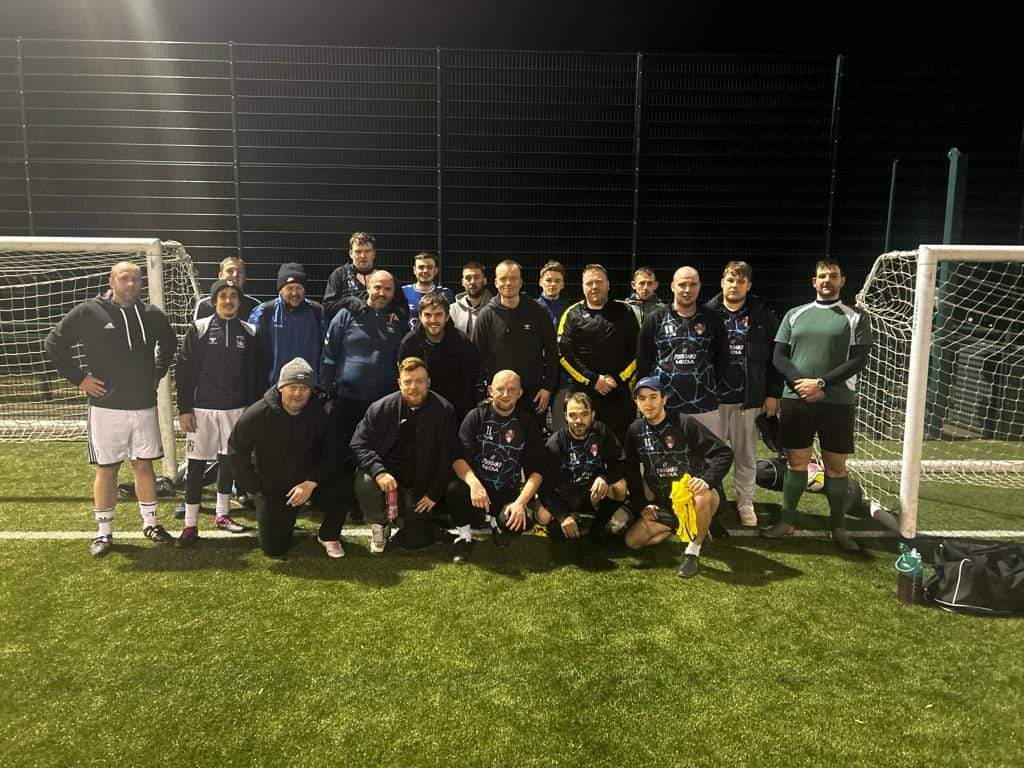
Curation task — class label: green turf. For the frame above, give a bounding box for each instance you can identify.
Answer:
[1,442,1024,766]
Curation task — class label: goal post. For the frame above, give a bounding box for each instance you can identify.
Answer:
[0,237,201,479]
[852,244,1024,539]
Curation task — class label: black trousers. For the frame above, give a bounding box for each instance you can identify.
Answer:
[446,478,525,530]
[254,468,353,556]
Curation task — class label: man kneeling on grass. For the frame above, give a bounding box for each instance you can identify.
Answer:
[350,356,458,554]
[536,392,629,543]
[623,377,733,578]
[227,358,353,558]
[447,370,546,565]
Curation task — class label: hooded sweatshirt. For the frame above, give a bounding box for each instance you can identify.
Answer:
[471,292,559,394]
[398,318,482,419]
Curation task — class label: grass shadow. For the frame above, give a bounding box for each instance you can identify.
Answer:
[699,540,805,586]
[113,536,255,573]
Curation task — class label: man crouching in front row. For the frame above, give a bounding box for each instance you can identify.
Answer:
[623,377,733,578]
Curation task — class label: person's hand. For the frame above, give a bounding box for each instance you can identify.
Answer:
[375,472,398,493]
[178,412,196,433]
[414,495,436,514]
[590,476,609,503]
[560,516,580,538]
[469,479,491,511]
[763,396,779,417]
[286,480,318,507]
[78,374,107,398]
[533,388,552,414]
[594,375,617,395]
[641,504,659,521]
[687,476,710,493]
[505,501,528,531]
[794,378,824,402]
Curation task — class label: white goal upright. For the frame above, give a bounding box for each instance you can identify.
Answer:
[0,237,200,478]
[853,244,1024,538]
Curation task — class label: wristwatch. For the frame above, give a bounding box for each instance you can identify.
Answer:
[816,378,826,390]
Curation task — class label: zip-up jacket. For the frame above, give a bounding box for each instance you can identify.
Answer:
[558,299,638,400]
[350,389,458,502]
[704,292,784,409]
[471,293,559,394]
[398,319,482,419]
[249,296,324,388]
[323,263,410,322]
[175,314,258,413]
[450,289,493,337]
[44,292,177,410]
[228,386,345,498]
[625,293,665,327]
[321,296,403,403]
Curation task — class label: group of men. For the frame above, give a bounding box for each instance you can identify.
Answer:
[44,230,872,579]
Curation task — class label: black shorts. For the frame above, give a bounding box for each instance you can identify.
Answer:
[779,398,855,454]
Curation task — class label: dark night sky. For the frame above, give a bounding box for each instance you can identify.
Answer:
[0,0,1015,54]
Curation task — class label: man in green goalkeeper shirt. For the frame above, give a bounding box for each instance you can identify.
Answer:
[761,260,872,551]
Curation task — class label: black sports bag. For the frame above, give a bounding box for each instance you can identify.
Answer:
[925,540,1024,616]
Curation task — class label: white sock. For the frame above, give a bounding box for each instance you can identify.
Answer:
[138,501,158,528]
[215,492,231,518]
[185,503,200,528]
[485,514,497,529]
[456,524,473,542]
[94,508,114,537]
[685,541,702,556]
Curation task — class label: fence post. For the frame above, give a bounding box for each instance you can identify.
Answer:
[630,52,644,278]
[825,54,844,257]
[16,37,34,236]
[436,47,444,258]
[884,158,899,251]
[228,42,243,257]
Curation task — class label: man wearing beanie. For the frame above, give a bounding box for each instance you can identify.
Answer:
[249,262,325,388]
[228,357,355,558]
[175,279,258,546]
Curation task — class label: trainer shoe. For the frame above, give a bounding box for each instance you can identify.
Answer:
[761,520,795,539]
[142,524,174,543]
[177,526,199,548]
[370,524,389,554]
[831,528,860,552]
[317,537,345,559]
[677,553,700,579]
[737,502,758,528]
[452,537,474,565]
[89,534,113,558]
[606,507,630,535]
[214,515,245,533]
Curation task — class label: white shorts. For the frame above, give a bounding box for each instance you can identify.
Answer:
[185,407,244,461]
[87,405,163,466]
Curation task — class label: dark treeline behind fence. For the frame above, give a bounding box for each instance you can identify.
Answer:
[1,40,1022,314]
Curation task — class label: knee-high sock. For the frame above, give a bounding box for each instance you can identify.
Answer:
[823,475,850,530]
[94,507,114,537]
[781,469,807,523]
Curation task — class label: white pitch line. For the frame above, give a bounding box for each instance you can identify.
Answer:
[0,528,1021,541]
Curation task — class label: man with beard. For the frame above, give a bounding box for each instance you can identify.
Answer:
[448,370,546,564]
[44,261,178,556]
[536,392,628,542]
[249,262,324,389]
[449,262,492,337]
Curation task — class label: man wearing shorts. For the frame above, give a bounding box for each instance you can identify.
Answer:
[623,377,733,578]
[45,261,178,557]
[761,259,872,551]
[175,279,258,546]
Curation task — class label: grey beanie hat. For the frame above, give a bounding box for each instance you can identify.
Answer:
[277,357,314,389]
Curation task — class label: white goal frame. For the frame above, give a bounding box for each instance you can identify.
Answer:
[0,236,197,479]
[859,244,1024,538]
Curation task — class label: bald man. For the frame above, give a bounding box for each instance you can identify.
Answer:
[447,370,547,564]
[45,261,179,557]
[636,266,729,437]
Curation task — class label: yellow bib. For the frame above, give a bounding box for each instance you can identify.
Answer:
[669,473,699,542]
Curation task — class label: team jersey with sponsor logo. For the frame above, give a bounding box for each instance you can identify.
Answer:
[456,403,546,493]
[545,420,625,497]
[713,303,751,405]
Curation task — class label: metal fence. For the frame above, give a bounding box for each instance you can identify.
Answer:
[1,39,1022,313]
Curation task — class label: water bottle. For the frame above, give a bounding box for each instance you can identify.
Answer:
[386,489,399,523]
[895,544,924,604]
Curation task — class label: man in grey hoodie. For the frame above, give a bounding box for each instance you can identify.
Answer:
[449,261,493,338]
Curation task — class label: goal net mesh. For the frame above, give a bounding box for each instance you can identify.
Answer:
[0,241,199,440]
[852,249,1024,512]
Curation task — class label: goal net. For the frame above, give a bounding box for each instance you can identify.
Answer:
[852,245,1024,537]
[0,238,200,473]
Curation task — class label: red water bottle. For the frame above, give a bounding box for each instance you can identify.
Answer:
[386,489,399,522]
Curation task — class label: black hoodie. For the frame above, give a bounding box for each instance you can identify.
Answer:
[44,292,177,410]
[398,318,482,420]
[471,292,559,394]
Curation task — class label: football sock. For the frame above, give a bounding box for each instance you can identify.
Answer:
[184,459,206,505]
[138,501,158,528]
[215,492,231,519]
[185,503,200,528]
[684,541,702,556]
[823,475,850,529]
[455,524,473,542]
[94,508,114,537]
[216,454,233,495]
[781,469,807,523]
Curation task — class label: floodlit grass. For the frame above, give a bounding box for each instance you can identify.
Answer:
[0,442,1023,767]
